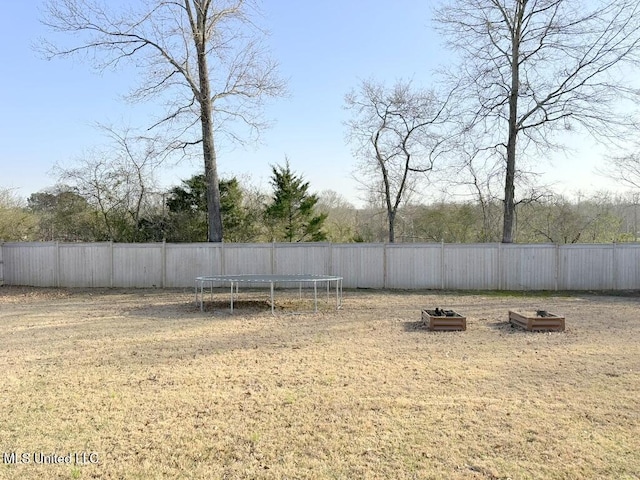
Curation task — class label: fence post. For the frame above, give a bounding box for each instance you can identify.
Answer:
[161,240,167,288]
[220,241,225,275]
[554,244,559,291]
[271,241,276,274]
[0,242,4,286]
[612,243,617,290]
[110,241,114,288]
[55,241,60,288]
[440,241,445,290]
[497,242,502,291]
[383,243,388,289]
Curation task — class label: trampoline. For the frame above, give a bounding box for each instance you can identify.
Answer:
[195,274,343,314]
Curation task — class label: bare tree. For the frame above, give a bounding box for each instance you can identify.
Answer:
[316,190,358,242]
[345,79,451,242]
[602,152,640,191]
[434,0,640,243]
[0,188,37,241]
[41,0,285,242]
[599,147,640,241]
[518,191,623,243]
[28,186,97,241]
[461,154,504,242]
[55,126,162,241]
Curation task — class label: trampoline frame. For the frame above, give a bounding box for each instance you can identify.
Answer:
[195,274,343,314]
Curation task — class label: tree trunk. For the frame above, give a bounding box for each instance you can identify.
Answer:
[203,133,223,242]
[196,8,223,242]
[502,3,523,244]
[502,127,517,243]
[388,210,395,243]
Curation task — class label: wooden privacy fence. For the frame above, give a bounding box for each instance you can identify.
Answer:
[0,241,639,290]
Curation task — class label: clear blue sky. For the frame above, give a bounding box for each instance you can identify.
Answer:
[0,1,629,207]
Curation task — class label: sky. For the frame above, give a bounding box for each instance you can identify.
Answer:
[0,1,634,208]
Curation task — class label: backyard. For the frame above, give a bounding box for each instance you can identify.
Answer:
[0,286,638,479]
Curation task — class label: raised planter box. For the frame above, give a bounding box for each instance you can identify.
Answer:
[508,310,565,332]
[421,309,466,331]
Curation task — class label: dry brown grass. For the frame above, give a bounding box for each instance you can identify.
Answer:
[0,286,639,479]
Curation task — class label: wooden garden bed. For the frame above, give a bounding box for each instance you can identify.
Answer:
[421,309,466,331]
[509,310,565,332]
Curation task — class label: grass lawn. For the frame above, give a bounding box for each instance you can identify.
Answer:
[0,287,639,479]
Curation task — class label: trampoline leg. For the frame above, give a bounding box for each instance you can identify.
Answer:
[314,282,318,313]
[230,282,234,313]
[270,282,275,315]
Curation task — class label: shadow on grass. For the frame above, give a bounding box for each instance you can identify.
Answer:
[487,320,519,333]
[401,320,468,334]
[123,297,339,321]
[402,320,429,332]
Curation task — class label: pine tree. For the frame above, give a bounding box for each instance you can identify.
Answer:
[265,161,327,242]
[166,175,255,242]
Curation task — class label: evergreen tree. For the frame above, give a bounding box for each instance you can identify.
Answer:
[166,174,257,242]
[166,174,208,242]
[265,161,327,242]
